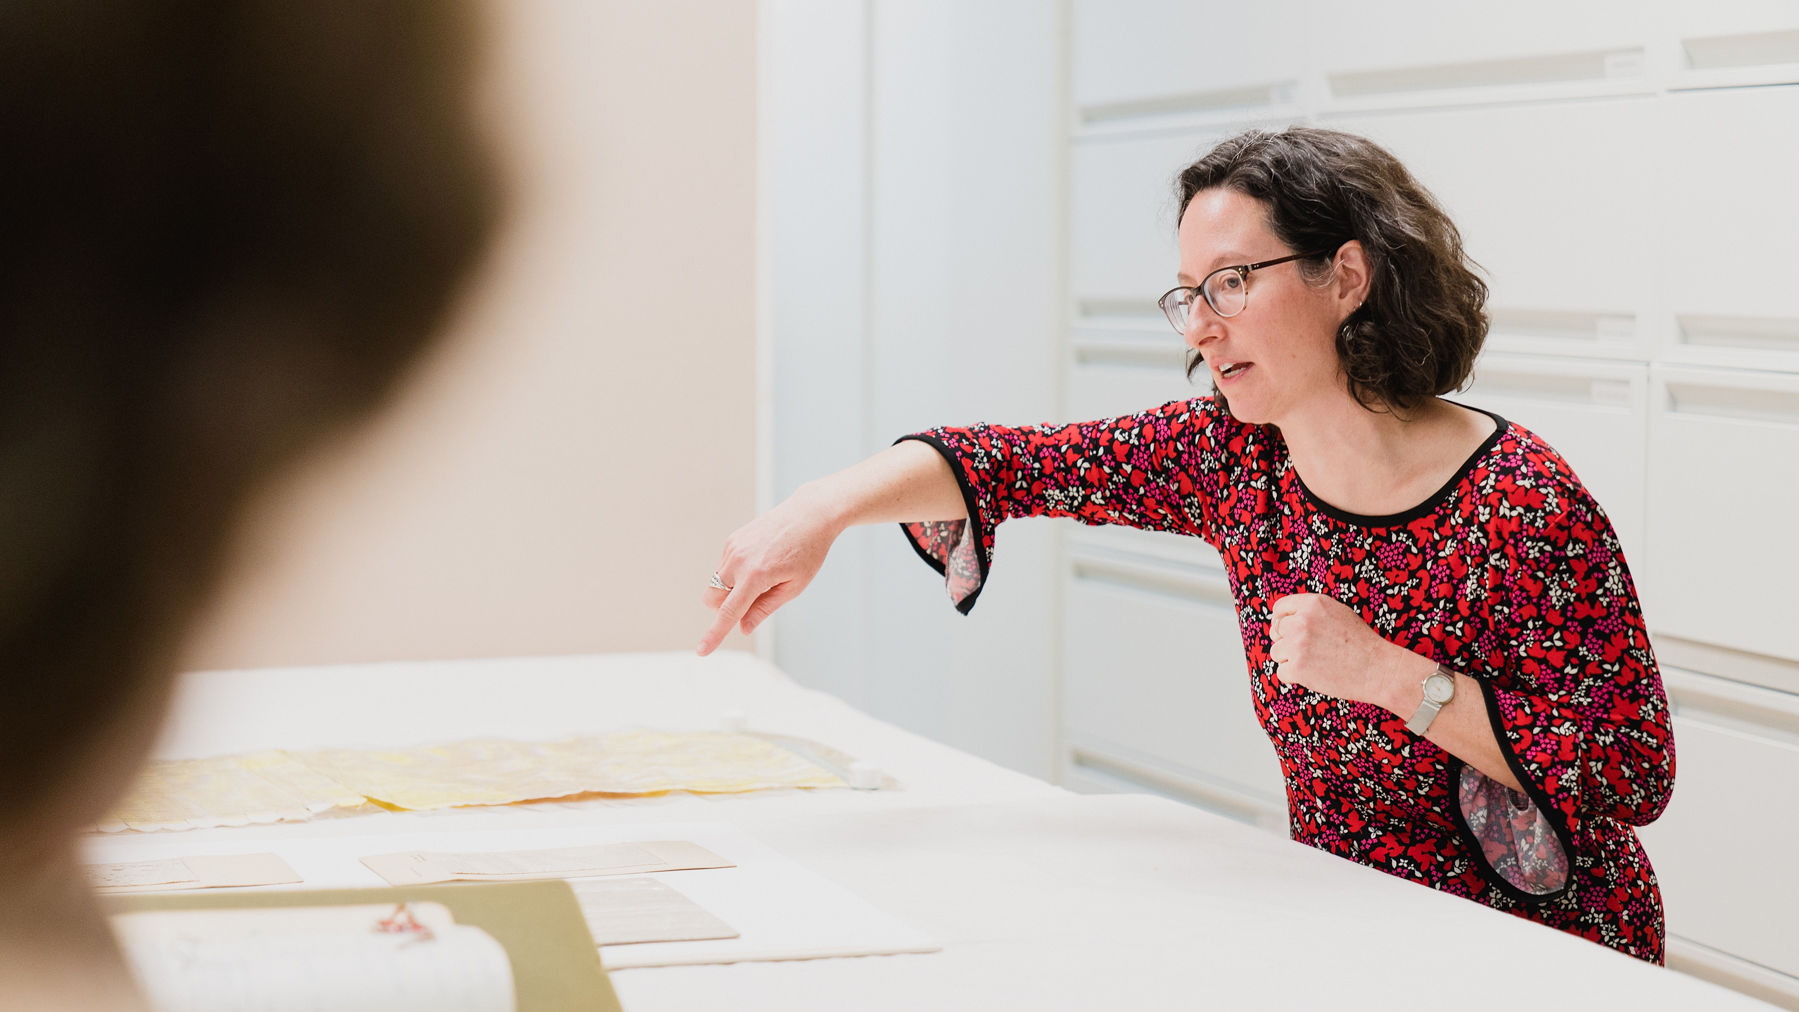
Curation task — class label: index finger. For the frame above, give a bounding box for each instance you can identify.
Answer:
[697,579,761,656]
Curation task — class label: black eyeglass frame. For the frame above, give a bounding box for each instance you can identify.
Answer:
[1156,250,1331,332]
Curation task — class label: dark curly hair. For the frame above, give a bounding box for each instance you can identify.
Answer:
[1175,126,1488,417]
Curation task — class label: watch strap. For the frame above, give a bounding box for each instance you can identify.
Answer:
[1405,664,1456,737]
[1405,697,1445,736]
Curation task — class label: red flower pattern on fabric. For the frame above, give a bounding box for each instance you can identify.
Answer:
[898,397,1674,963]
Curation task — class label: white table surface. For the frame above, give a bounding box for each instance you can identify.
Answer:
[95,651,1776,1011]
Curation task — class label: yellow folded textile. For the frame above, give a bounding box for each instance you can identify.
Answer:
[101,731,849,833]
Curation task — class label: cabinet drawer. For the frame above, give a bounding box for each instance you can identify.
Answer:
[1069,132,1219,305]
[1327,99,1655,352]
[1314,0,1648,95]
[1068,356,1204,423]
[1068,524,1222,573]
[1062,557,1285,805]
[1059,746,1287,834]
[1071,0,1302,115]
[1673,4,1799,50]
[1645,367,1799,664]
[1638,700,1799,978]
[1661,89,1799,340]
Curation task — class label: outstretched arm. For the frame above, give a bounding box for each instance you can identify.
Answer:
[696,440,963,656]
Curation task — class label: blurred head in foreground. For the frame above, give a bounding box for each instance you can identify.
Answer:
[0,0,498,997]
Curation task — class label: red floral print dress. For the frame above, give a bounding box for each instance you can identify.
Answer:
[898,397,1675,964]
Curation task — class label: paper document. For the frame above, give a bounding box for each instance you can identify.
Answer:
[113,902,516,1012]
[362,841,733,886]
[90,853,302,893]
[92,820,940,970]
[570,877,739,947]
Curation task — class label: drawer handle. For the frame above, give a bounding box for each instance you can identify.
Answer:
[1675,314,1799,355]
[1660,667,1799,746]
[1488,307,1637,345]
[1068,747,1272,823]
[1682,28,1799,72]
[1663,381,1799,426]
[1080,80,1294,126]
[1072,341,1186,370]
[1072,557,1234,609]
[1328,47,1641,100]
[1665,935,1799,1005]
[1470,368,1636,407]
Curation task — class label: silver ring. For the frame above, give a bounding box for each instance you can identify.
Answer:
[709,571,731,592]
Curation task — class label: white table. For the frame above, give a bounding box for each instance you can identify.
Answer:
[95,651,1776,1011]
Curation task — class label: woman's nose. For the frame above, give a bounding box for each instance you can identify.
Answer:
[1183,305,1220,352]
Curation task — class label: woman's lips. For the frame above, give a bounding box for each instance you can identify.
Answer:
[1217,362,1253,382]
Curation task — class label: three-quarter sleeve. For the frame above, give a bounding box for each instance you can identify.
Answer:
[895,398,1236,613]
[1458,494,1675,901]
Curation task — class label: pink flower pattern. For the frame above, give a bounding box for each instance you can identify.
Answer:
[899,397,1674,963]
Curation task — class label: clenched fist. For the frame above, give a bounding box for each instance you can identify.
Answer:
[1268,593,1414,713]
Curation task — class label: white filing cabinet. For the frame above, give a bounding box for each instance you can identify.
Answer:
[1058,2,1799,1006]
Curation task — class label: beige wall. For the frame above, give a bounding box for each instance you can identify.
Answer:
[179,0,760,670]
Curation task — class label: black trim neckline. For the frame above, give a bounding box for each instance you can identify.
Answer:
[1292,401,1507,528]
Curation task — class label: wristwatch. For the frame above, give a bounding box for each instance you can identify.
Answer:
[1405,665,1457,736]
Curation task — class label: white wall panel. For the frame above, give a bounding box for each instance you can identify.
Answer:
[1638,705,1799,979]
[769,0,1063,779]
[859,0,1064,780]
[1658,89,1799,374]
[1645,367,1799,668]
[1327,100,1657,360]
[1068,524,1223,574]
[1063,564,1286,805]
[1674,0,1799,37]
[1069,133,1211,306]
[767,0,875,709]
[1314,0,1653,95]
[1067,358,1204,421]
[1057,751,1286,830]
[1071,0,1305,115]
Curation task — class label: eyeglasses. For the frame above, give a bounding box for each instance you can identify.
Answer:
[1156,251,1328,333]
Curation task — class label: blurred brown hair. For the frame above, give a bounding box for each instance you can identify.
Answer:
[1176,126,1488,416]
[0,1,499,838]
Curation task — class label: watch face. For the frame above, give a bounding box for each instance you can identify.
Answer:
[1424,672,1455,704]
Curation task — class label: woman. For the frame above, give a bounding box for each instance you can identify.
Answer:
[700,126,1673,963]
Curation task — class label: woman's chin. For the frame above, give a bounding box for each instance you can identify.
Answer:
[1209,387,1275,427]
[1223,399,1272,426]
